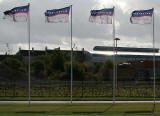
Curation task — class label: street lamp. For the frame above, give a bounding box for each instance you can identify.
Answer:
[114,38,120,93]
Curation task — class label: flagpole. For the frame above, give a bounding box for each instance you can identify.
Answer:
[152,8,156,111]
[70,5,73,104]
[112,6,116,104]
[27,3,31,106]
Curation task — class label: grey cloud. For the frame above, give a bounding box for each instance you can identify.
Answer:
[0,0,160,53]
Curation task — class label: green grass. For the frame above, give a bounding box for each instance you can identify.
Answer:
[0,103,160,116]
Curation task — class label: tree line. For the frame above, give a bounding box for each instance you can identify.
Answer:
[0,49,140,82]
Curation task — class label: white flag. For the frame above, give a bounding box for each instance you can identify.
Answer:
[45,7,70,23]
[89,8,114,24]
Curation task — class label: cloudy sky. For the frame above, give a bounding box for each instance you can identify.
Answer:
[0,0,159,54]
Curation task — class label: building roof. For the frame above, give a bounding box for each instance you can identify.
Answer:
[17,49,84,56]
[93,46,159,53]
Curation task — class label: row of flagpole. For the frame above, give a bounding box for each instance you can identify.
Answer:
[3,3,156,107]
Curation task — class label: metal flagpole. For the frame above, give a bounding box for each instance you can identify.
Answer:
[152,8,156,111]
[70,5,73,104]
[112,6,116,104]
[27,3,31,106]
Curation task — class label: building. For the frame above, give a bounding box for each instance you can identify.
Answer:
[93,46,160,80]
[15,46,160,81]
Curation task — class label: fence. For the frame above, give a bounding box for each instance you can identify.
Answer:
[0,81,159,100]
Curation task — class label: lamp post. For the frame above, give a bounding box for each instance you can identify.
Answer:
[114,38,120,93]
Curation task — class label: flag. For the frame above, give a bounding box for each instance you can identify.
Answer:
[130,9,153,24]
[3,10,13,21]
[89,8,114,24]
[45,6,70,23]
[3,4,29,22]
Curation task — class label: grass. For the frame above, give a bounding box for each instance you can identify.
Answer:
[0,103,160,116]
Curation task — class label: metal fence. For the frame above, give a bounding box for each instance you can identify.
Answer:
[0,81,158,100]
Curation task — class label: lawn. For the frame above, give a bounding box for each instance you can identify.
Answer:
[0,103,160,116]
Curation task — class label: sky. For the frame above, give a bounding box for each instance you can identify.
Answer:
[0,0,160,55]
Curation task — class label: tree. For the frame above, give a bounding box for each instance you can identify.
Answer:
[1,57,27,80]
[31,59,45,79]
[73,51,85,62]
[99,60,113,81]
[1,57,27,97]
[63,61,87,81]
[2,57,23,70]
[93,63,103,74]
[50,50,65,72]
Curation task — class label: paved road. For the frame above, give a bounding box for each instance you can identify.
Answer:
[0,101,160,104]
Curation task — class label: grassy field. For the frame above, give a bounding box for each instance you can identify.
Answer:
[0,103,160,116]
